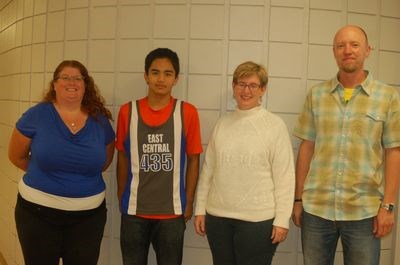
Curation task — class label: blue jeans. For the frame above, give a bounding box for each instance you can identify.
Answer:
[302,211,380,265]
[120,214,186,265]
[205,213,278,265]
[15,194,106,265]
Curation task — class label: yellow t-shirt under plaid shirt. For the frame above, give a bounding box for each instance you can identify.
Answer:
[293,72,400,221]
[343,88,354,102]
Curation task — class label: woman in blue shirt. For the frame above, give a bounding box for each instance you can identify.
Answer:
[8,60,115,265]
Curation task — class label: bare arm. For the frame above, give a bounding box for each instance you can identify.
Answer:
[8,128,31,171]
[117,151,129,204]
[102,141,115,171]
[184,154,200,222]
[382,147,400,206]
[292,139,315,227]
[374,147,400,237]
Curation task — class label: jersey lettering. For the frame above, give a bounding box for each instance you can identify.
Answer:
[139,133,173,173]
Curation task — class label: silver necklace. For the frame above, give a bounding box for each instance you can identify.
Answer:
[69,122,78,132]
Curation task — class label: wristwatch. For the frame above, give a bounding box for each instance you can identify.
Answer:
[380,203,395,213]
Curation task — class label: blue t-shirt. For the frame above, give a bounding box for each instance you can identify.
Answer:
[16,102,115,198]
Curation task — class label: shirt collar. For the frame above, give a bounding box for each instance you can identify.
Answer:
[330,70,372,95]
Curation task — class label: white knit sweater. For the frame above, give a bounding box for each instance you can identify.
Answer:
[194,106,295,228]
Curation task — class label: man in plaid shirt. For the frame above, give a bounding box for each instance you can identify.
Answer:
[292,25,400,265]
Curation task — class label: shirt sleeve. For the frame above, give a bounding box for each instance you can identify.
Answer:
[271,120,295,229]
[183,102,203,155]
[293,89,316,141]
[16,104,40,138]
[100,115,115,145]
[382,87,400,148]
[116,103,131,151]
[194,122,219,215]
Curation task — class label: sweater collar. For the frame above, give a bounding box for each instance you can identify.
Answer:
[235,105,263,117]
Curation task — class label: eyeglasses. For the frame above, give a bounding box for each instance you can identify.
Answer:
[58,75,84,83]
[235,82,261,91]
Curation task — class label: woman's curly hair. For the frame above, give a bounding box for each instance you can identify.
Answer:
[43,60,113,120]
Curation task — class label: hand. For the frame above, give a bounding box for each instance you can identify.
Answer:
[373,208,395,238]
[292,202,303,227]
[271,226,288,244]
[194,215,206,236]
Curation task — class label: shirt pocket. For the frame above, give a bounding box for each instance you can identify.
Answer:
[350,112,385,140]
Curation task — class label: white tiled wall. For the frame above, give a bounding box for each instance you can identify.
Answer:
[0,0,399,265]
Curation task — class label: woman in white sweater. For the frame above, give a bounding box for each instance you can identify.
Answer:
[194,61,295,265]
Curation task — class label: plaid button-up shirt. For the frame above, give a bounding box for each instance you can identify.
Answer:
[294,72,400,221]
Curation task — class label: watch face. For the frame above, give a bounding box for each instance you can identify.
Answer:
[381,203,395,212]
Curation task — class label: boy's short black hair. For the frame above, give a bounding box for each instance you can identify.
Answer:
[145,48,180,77]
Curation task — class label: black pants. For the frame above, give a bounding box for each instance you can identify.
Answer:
[205,214,278,265]
[120,214,186,265]
[15,194,107,265]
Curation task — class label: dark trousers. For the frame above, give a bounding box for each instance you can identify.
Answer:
[205,213,278,265]
[120,214,186,265]
[15,194,107,265]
